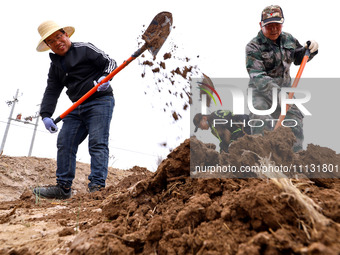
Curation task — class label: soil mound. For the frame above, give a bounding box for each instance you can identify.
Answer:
[0,156,136,202]
[191,127,340,180]
[1,130,340,254]
[69,131,340,254]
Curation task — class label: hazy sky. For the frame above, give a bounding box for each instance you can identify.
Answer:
[0,0,339,171]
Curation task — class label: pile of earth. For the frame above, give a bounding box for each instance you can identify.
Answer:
[0,156,138,202]
[1,127,339,254]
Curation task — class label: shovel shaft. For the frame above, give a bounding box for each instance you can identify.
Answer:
[274,49,310,130]
[54,45,147,125]
[52,12,173,127]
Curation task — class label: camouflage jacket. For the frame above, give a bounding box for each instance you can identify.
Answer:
[246,31,317,92]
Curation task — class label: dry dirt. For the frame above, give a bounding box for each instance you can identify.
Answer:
[1,11,339,255]
[139,48,196,123]
[0,127,340,255]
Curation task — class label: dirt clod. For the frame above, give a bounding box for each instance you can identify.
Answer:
[163,52,171,60]
[1,10,340,254]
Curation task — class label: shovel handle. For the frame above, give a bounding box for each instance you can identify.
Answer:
[274,48,310,130]
[53,44,148,125]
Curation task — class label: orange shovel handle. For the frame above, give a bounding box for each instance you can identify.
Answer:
[53,44,147,125]
[274,49,310,130]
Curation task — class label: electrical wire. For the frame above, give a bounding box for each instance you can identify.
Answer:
[0,119,49,134]
[109,145,159,157]
[0,120,162,157]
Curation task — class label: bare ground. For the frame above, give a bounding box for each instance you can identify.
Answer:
[0,128,340,254]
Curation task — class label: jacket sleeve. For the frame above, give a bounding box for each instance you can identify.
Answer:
[293,38,318,65]
[86,43,117,78]
[40,64,64,119]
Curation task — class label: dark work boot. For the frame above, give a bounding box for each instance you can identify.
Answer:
[33,184,71,199]
[88,185,104,193]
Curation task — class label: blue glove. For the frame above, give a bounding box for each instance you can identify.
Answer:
[94,76,111,92]
[42,117,58,133]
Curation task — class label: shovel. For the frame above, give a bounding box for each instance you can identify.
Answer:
[53,11,173,126]
[274,48,310,130]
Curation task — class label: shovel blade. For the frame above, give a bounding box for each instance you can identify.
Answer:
[142,11,173,58]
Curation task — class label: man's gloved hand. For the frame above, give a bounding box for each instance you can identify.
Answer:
[305,40,318,53]
[42,117,58,133]
[94,76,111,92]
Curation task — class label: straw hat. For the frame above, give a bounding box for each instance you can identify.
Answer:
[36,21,75,52]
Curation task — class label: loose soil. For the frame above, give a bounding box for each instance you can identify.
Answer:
[1,11,339,255]
[138,16,200,123]
[139,47,197,122]
[1,127,340,254]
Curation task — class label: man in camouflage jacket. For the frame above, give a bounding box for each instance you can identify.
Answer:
[246,5,318,152]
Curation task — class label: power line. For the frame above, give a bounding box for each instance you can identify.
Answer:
[1,89,19,154]
[0,120,48,134]
[1,122,164,159]
[1,120,161,157]
[1,89,42,156]
[109,145,160,158]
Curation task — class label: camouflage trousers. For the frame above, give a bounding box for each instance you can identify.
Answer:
[249,89,304,152]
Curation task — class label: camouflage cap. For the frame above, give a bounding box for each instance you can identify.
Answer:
[261,5,284,27]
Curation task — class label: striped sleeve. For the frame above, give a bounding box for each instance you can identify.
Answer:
[73,42,117,74]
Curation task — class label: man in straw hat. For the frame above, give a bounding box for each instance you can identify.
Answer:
[246,5,319,152]
[33,21,117,199]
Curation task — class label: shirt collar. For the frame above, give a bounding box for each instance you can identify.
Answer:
[49,42,74,61]
[258,30,281,45]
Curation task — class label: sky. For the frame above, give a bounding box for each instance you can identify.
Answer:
[0,0,339,171]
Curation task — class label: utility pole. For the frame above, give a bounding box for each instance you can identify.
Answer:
[0,89,19,155]
[28,113,40,157]
[1,90,39,157]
